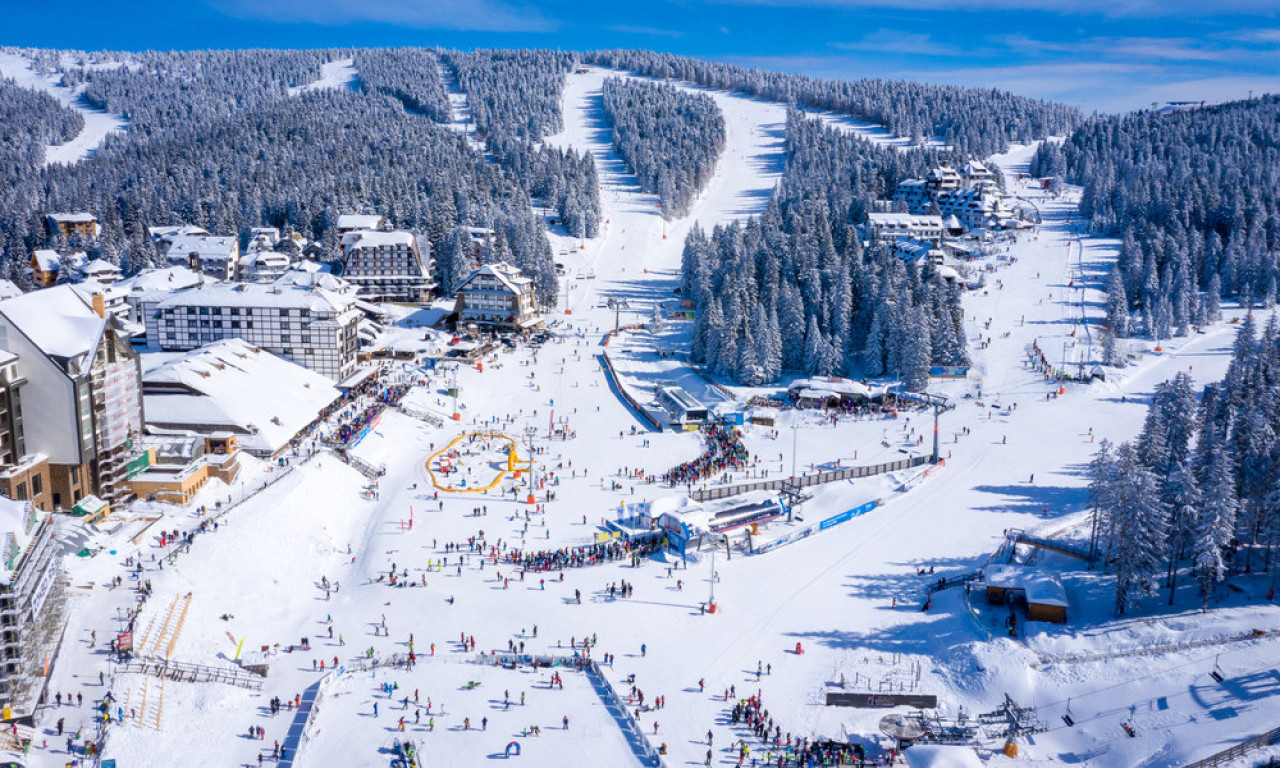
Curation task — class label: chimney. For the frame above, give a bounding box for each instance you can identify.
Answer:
[91,292,106,319]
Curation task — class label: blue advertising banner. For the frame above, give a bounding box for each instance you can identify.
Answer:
[819,500,877,530]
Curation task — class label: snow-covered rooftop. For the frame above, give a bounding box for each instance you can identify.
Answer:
[867,213,944,229]
[0,285,105,367]
[31,249,61,271]
[155,273,358,315]
[148,224,209,242]
[457,261,532,294]
[166,234,237,260]
[336,213,385,231]
[141,338,342,456]
[341,230,416,250]
[788,376,873,398]
[47,211,96,223]
[80,258,121,276]
[119,266,213,297]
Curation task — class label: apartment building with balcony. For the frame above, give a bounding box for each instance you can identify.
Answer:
[150,270,362,381]
[0,286,145,508]
[0,498,67,719]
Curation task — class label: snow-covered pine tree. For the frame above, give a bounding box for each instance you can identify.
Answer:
[1106,266,1130,338]
[1109,442,1169,616]
[1193,439,1239,607]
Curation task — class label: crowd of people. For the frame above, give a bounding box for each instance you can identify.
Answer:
[498,533,668,573]
[661,425,749,487]
[326,378,412,448]
[729,695,877,766]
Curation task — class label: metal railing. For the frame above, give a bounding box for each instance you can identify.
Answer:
[691,455,928,501]
[1180,725,1280,768]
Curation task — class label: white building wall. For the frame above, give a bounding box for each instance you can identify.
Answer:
[0,323,79,465]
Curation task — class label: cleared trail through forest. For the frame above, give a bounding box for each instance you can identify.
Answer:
[0,51,128,166]
[543,65,788,326]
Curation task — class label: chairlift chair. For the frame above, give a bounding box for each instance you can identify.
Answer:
[1209,655,1225,684]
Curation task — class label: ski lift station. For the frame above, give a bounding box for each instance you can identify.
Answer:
[655,385,709,428]
[643,491,785,555]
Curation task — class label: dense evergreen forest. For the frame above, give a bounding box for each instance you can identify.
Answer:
[682,110,968,385]
[1092,314,1280,615]
[601,77,725,218]
[0,47,568,302]
[444,49,602,258]
[1032,97,1280,346]
[0,78,82,172]
[585,49,1082,156]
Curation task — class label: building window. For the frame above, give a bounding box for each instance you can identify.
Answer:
[32,474,42,495]
[70,466,79,486]
[15,482,26,501]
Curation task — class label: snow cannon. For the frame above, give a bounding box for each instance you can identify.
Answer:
[708,601,717,614]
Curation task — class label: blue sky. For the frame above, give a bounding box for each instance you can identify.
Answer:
[5,0,1280,112]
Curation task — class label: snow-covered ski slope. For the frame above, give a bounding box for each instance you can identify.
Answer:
[0,50,128,166]
[806,107,949,150]
[289,58,359,96]
[438,60,486,152]
[542,66,788,409]
[37,65,1280,768]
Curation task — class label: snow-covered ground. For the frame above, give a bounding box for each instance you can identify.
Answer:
[289,58,359,96]
[0,50,128,166]
[31,69,1280,768]
[803,107,950,150]
[438,60,486,153]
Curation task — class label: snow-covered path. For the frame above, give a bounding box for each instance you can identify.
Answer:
[0,50,128,166]
[541,66,787,408]
[805,107,948,150]
[438,60,485,152]
[543,66,786,314]
[288,58,359,96]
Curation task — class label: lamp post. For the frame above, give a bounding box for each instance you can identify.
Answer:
[707,549,717,614]
[523,425,537,505]
[450,365,461,421]
[780,422,804,523]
